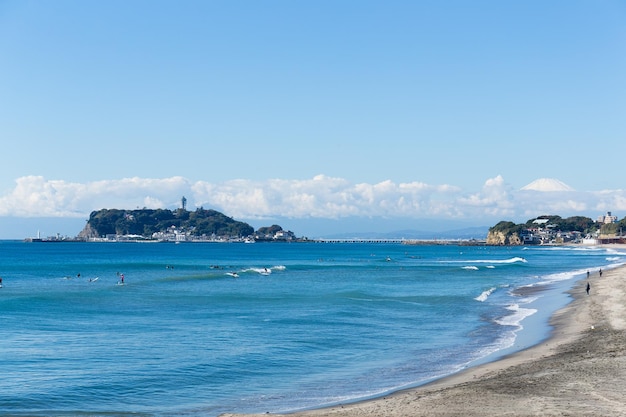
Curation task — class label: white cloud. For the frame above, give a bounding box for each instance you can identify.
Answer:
[0,176,192,217]
[457,175,516,218]
[0,175,625,225]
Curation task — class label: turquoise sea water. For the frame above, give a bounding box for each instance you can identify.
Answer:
[1,241,623,416]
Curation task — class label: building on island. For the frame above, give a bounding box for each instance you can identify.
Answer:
[597,211,618,224]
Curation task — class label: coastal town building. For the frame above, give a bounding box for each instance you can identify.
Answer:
[597,211,618,224]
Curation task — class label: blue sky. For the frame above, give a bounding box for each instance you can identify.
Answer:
[1,1,625,238]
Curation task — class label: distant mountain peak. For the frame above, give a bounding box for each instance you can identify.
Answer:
[521,178,575,192]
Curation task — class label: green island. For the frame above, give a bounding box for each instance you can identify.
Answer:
[69,207,297,243]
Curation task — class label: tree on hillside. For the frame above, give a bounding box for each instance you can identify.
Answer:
[257,225,283,235]
[525,215,595,233]
[558,216,595,233]
[600,222,619,235]
[489,221,524,235]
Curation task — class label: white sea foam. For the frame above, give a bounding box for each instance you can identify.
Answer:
[545,245,602,252]
[255,267,272,275]
[448,257,527,264]
[475,287,496,302]
[536,261,626,286]
[473,331,518,361]
[536,269,582,285]
[522,296,539,304]
[462,266,479,270]
[496,304,537,328]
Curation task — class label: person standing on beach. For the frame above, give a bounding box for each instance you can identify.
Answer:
[599,269,603,277]
[586,282,591,295]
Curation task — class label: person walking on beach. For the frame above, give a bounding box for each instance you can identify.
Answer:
[586,282,591,295]
[599,269,603,277]
[587,270,590,279]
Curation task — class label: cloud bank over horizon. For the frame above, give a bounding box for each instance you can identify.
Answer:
[1,175,624,228]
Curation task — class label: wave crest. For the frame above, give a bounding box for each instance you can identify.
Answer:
[475,287,496,302]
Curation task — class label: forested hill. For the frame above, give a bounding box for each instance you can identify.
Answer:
[78,208,256,239]
[485,214,625,245]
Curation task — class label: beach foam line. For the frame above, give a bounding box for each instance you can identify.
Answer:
[495,303,537,328]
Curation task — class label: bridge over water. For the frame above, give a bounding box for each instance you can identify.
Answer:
[312,238,407,243]
[310,238,483,245]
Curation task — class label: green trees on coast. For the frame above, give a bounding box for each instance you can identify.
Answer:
[524,215,596,233]
[84,208,254,239]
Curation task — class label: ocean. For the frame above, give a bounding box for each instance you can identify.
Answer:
[1,240,623,416]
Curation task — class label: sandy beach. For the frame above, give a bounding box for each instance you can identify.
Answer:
[222,250,626,417]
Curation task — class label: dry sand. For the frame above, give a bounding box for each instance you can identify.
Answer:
[222,254,626,417]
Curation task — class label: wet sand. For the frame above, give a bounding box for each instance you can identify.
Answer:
[222,255,626,417]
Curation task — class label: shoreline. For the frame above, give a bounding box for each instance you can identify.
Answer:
[222,250,626,417]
